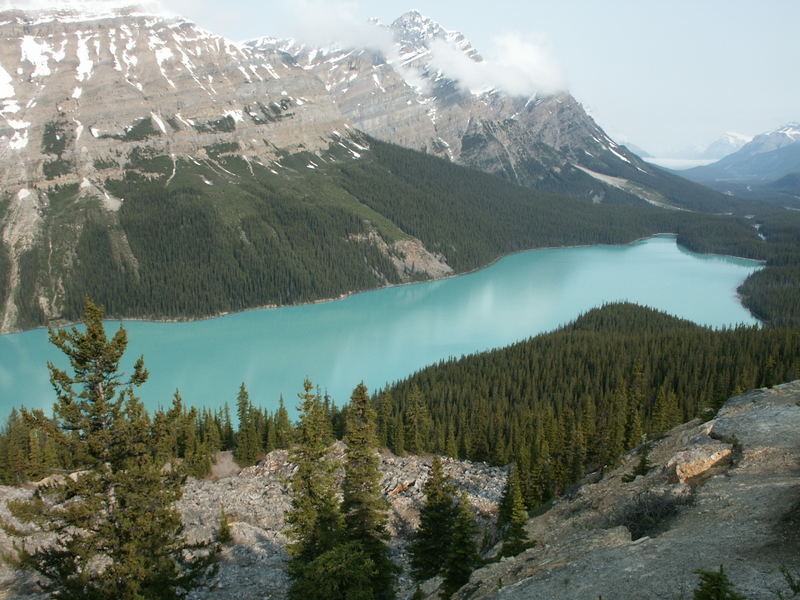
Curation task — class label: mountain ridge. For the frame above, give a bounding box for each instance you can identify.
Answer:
[247,10,732,213]
[0,6,759,333]
[682,123,800,185]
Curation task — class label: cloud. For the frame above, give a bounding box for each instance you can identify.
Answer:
[1,0,173,16]
[429,33,566,97]
[288,0,394,54]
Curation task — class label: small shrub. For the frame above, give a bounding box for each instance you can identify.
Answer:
[775,566,800,599]
[693,565,747,600]
[217,507,233,544]
[622,444,654,483]
[610,491,691,539]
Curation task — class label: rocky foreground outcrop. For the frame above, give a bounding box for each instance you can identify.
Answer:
[181,444,505,600]
[448,381,800,600]
[0,381,797,600]
[0,443,506,600]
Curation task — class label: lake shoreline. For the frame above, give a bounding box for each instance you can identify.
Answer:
[3,232,765,335]
[0,234,764,420]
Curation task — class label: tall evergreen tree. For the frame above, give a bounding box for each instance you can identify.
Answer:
[5,299,215,599]
[404,386,431,455]
[341,383,398,599]
[498,467,531,557]
[285,380,344,599]
[497,465,522,529]
[274,396,293,449]
[440,492,480,599]
[234,384,261,467]
[409,456,457,581]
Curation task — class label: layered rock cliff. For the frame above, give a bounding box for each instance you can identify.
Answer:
[249,10,729,213]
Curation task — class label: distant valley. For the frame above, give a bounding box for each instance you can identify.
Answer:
[0,5,769,334]
[0,5,798,600]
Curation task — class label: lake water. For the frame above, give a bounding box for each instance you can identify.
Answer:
[0,235,761,420]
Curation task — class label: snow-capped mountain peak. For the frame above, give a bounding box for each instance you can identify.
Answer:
[390,10,481,62]
[775,123,800,140]
[0,1,169,24]
[698,131,753,159]
[744,122,800,155]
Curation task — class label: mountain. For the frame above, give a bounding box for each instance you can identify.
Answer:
[620,141,652,158]
[0,6,753,334]
[683,123,800,185]
[698,131,752,160]
[0,4,377,331]
[248,10,731,213]
[767,171,800,195]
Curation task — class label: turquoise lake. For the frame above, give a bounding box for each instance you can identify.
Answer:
[0,235,762,419]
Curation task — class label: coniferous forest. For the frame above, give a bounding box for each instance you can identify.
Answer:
[11,137,800,330]
[0,283,798,599]
[1,145,800,600]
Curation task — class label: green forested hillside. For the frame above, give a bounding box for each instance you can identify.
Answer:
[7,136,799,329]
[373,303,799,507]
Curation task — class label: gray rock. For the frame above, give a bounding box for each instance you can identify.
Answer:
[445,381,800,600]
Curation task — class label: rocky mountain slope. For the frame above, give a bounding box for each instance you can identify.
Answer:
[446,380,800,600]
[0,381,796,599]
[249,10,731,212]
[0,6,747,334]
[0,442,507,600]
[0,4,378,332]
[684,123,800,185]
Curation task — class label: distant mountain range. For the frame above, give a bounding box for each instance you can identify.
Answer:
[0,5,741,332]
[682,124,800,184]
[679,124,800,204]
[698,131,753,160]
[248,10,728,212]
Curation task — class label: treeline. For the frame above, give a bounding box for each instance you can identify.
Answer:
[372,303,799,508]
[0,383,305,485]
[60,179,400,322]
[677,207,800,327]
[12,133,798,330]
[737,209,800,327]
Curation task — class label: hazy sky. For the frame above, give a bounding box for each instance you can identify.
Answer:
[9,0,800,156]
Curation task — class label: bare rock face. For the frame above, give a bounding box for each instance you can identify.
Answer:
[0,444,505,599]
[447,380,800,600]
[0,6,346,189]
[249,11,651,196]
[179,445,505,599]
[665,433,733,483]
[0,5,456,333]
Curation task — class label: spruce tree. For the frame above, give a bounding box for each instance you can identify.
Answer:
[497,465,522,529]
[404,386,431,455]
[342,382,397,599]
[5,299,215,600]
[234,384,261,467]
[285,379,344,599]
[409,456,457,581]
[287,540,379,600]
[440,492,480,599]
[693,565,748,600]
[0,409,31,484]
[274,395,293,449]
[499,468,531,557]
[217,507,233,545]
